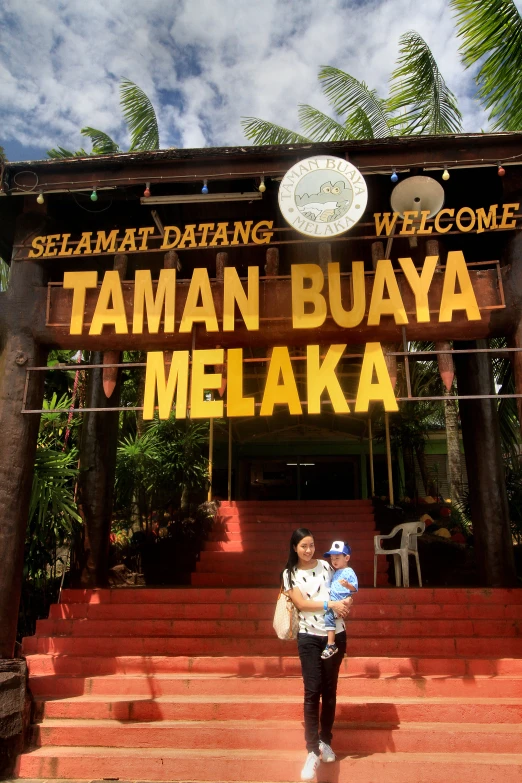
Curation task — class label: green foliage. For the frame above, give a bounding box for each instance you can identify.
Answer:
[23,392,81,587]
[240,118,311,145]
[297,105,350,141]
[0,257,9,291]
[0,145,6,162]
[451,0,522,131]
[81,127,120,154]
[26,447,81,583]
[47,79,160,159]
[319,67,394,139]
[47,146,90,159]
[114,415,209,524]
[389,31,462,134]
[489,337,521,458]
[242,31,461,144]
[505,457,522,541]
[120,79,160,151]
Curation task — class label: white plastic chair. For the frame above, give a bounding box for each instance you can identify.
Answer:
[374,521,425,588]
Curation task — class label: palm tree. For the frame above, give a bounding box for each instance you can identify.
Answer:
[47,79,160,158]
[242,31,462,144]
[451,0,522,131]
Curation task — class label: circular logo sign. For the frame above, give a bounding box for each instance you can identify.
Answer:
[278,155,368,238]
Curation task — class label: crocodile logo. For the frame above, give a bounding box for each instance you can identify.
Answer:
[278,156,368,238]
[296,179,353,222]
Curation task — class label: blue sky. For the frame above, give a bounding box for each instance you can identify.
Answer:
[0,0,508,163]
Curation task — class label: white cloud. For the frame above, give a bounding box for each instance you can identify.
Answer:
[0,0,494,159]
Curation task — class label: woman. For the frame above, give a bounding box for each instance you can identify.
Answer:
[282,527,352,782]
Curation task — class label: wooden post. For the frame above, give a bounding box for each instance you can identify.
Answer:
[454,340,516,586]
[513,319,522,437]
[0,207,49,658]
[318,242,331,275]
[385,412,394,505]
[216,251,228,281]
[101,254,128,398]
[207,418,214,502]
[265,247,279,277]
[371,241,384,270]
[368,417,375,497]
[227,419,233,502]
[78,254,127,588]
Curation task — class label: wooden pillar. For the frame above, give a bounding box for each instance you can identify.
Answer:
[216,251,228,281]
[0,208,48,658]
[78,254,127,588]
[265,247,279,277]
[318,243,331,275]
[384,412,394,505]
[427,238,462,503]
[227,419,233,502]
[368,417,375,497]
[454,340,516,586]
[513,319,522,436]
[371,241,384,270]
[207,418,214,502]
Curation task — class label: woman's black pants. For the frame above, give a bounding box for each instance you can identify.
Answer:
[297,630,347,754]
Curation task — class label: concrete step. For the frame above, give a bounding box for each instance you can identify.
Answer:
[34,617,522,639]
[194,559,384,574]
[30,718,522,754]
[21,635,522,658]
[49,601,522,621]
[208,531,378,542]
[203,539,377,552]
[191,572,391,587]
[211,522,376,533]
[26,654,522,678]
[219,500,374,509]
[55,587,522,606]
[216,515,377,525]
[28,673,522,700]
[32,694,522,723]
[16,746,522,782]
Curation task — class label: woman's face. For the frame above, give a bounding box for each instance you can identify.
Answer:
[294,535,315,563]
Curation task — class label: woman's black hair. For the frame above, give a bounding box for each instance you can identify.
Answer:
[281,528,314,586]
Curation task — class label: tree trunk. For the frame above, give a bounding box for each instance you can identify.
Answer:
[443,390,463,503]
[77,352,121,587]
[0,208,48,658]
[454,340,516,587]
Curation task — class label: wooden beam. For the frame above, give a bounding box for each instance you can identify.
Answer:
[37,266,510,351]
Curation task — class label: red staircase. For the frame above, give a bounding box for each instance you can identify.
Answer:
[193,499,388,587]
[17,500,522,782]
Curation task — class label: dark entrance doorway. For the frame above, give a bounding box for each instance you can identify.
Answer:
[243,456,360,500]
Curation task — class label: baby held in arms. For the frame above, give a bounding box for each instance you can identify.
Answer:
[322,541,358,660]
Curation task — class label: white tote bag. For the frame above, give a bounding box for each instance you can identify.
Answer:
[273,588,299,641]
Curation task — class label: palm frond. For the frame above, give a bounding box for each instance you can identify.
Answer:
[241,117,311,145]
[451,0,522,130]
[319,66,393,138]
[81,127,121,155]
[389,31,462,135]
[297,104,352,141]
[120,79,160,151]
[344,107,379,139]
[47,146,90,159]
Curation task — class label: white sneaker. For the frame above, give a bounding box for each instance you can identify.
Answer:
[301,751,321,781]
[319,740,336,762]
